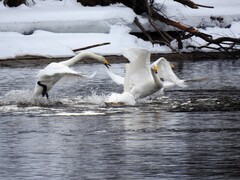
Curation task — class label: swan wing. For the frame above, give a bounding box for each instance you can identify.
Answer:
[37,62,95,81]
[154,58,186,87]
[105,92,136,106]
[163,80,186,88]
[105,68,124,85]
[37,63,78,77]
[57,71,96,85]
[122,48,152,92]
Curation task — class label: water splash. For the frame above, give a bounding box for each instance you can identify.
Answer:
[0,89,109,107]
[81,91,108,105]
[1,90,61,107]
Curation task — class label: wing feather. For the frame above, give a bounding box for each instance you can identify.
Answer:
[154,58,186,87]
[122,48,152,92]
[105,68,124,85]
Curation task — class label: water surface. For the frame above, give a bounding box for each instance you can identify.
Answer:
[0,59,239,179]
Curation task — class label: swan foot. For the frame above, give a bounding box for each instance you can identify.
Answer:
[37,81,49,99]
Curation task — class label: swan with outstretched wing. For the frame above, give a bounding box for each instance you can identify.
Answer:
[34,51,110,98]
[105,48,185,105]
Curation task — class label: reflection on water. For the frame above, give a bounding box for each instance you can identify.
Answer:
[0,60,240,179]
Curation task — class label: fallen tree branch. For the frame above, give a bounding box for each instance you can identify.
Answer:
[73,42,110,52]
[134,17,181,55]
[173,0,214,9]
[134,17,154,42]
[78,0,239,57]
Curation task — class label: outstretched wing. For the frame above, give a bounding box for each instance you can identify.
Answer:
[154,57,186,87]
[122,48,152,92]
[58,71,96,85]
[37,62,95,81]
[105,68,124,85]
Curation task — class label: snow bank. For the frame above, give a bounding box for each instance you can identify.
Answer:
[0,26,170,59]
[0,0,239,59]
[0,1,136,34]
[154,0,240,31]
[1,0,240,33]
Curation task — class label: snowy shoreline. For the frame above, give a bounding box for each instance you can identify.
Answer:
[0,0,240,60]
[1,51,239,68]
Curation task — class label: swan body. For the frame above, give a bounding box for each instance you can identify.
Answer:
[34,51,110,98]
[105,48,186,103]
[105,92,136,106]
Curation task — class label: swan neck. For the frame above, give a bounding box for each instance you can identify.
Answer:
[61,52,100,66]
[151,69,162,87]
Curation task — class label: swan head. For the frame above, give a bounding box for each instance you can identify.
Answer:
[103,58,111,68]
[152,65,158,74]
[96,55,110,68]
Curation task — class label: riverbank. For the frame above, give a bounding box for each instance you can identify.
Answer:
[0,51,239,68]
[1,1,240,62]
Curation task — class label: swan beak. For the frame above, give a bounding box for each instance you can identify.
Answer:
[104,59,111,68]
[153,65,158,74]
[171,64,175,69]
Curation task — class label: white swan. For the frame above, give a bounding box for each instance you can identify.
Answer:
[34,51,110,98]
[105,48,185,105]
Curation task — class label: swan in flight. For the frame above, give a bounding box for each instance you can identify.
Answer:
[34,51,110,98]
[105,48,185,105]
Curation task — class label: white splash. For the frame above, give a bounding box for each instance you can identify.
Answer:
[81,91,108,105]
[2,89,57,106]
[55,111,105,116]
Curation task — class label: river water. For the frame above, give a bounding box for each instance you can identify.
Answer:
[0,59,240,179]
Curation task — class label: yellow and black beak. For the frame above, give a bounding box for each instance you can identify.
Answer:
[153,65,158,74]
[104,59,111,68]
[171,63,175,69]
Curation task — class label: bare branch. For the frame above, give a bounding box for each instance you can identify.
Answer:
[134,17,154,42]
[173,0,214,9]
[73,42,110,52]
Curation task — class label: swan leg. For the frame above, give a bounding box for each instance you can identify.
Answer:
[42,87,49,99]
[37,81,49,99]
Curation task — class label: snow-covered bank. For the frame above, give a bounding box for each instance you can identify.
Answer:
[0,0,240,60]
[1,0,240,34]
[0,26,170,59]
[155,0,240,30]
[0,2,136,34]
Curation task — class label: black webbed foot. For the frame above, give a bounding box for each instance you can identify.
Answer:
[37,81,49,99]
[45,92,49,99]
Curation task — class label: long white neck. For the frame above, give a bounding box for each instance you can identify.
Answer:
[151,69,163,88]
[60,51,102,67]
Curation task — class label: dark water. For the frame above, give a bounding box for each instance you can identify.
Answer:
[0,60,240,179]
